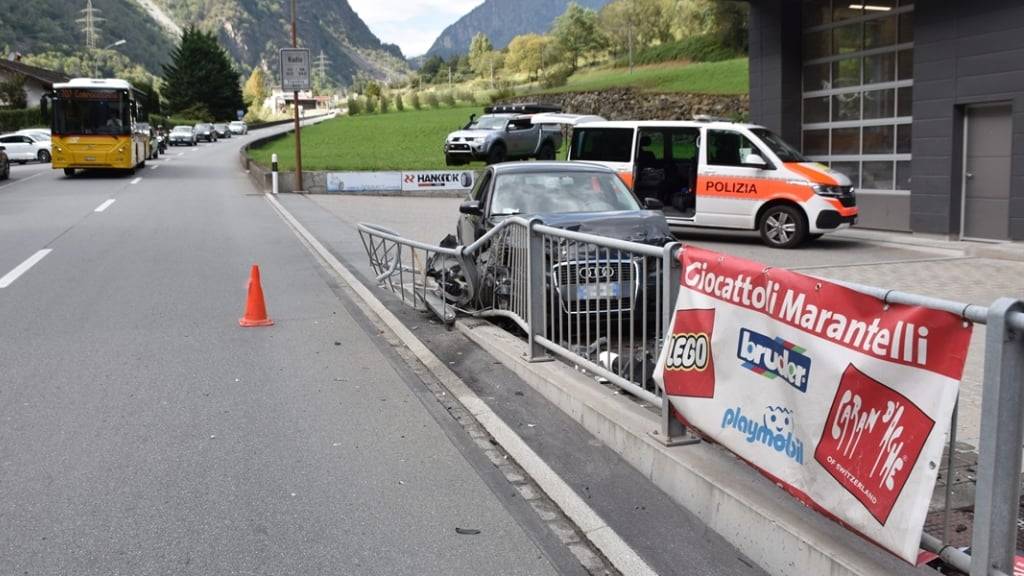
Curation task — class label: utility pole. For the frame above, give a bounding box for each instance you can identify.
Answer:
[314,49,331,87]
[291,0,303,193]
[448,65,452,88]
[78,0,103,50]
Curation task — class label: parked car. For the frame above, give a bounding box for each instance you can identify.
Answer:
[169,125,197,146]
[193,123,217,143]
[135,122,159,159]
[559,117,859,248]
[433,162,671,321]
[16,128,51,142]
[444,104,564,166]
[213,123,232,139]
[0,132,51,163]
[228,120,247,135]
[0,146,9,180]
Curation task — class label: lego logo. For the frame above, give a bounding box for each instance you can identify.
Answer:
[665,333,709,371]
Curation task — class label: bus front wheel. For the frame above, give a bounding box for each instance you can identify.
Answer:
[63,168,75,177]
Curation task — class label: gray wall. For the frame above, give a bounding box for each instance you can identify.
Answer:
[912,0,1024,239]
[748,0,803,145]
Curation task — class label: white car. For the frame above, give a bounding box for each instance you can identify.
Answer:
[17,128,51,142]
[0,132,51,163]
[228,121,247,135]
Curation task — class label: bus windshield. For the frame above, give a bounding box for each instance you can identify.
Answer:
[53,89,130,136]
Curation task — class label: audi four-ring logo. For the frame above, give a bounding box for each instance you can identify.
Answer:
[577,266,614,281]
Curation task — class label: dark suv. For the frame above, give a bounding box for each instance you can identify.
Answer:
[193,123,217,143]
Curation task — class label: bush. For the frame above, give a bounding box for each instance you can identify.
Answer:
[347,96,361,116]
[364,95,377,113]
[489,81,517,104]
[0,74,28,109]
[409,92,422,110]
[540,63,572,89]
[455,89,476,106]
[379,93,390,113]
[619,36,741,67]
[394,93,405,111]
[424,92,440,109]
[0,108,44,132]
[440,91,456,107]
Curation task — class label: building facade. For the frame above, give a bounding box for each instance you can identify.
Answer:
[0,59,69,109]
[747,0,1024,241]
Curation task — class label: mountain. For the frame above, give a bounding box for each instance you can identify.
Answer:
[424,0,611,59]
[150,0,409,83]
[0,0,407,86]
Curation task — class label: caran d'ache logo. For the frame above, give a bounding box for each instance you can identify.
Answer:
[721,405,804,464]
[737,328,812,392]
[815,364,934,525]
[662,308,715,398]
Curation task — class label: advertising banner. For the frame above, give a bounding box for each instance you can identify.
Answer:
[325,172,402,193]
[401,171,475,192]
[653,246,973,562]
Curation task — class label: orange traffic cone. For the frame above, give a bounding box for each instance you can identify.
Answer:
[239,264,273,327]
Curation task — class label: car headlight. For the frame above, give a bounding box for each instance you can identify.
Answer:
[811,184,850,197]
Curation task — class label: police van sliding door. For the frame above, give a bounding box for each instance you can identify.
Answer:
[697,129,776,229]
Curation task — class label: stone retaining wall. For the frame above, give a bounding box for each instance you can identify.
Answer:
[502,88,750,121]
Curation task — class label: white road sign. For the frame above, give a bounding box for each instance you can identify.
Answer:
[280,48,310,92]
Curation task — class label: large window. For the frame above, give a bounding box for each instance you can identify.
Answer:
[53,89,131,136]
[800,0,913,192]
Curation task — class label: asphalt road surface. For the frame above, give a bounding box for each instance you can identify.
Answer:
[0,130,569,575]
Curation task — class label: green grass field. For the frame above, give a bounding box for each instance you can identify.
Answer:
[248,106,480,171]
[541,58,748,95]
[249,59,749,171]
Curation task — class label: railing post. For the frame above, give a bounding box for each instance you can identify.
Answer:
[971,298,1024,576]
[656,243,699,446]
[526,219,551,362]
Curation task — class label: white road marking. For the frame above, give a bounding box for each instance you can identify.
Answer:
[0,171,43,191]
[130,177,142,184]
[176,152,184,156]
[94,199,116,212]
[149,164,159,170]
[0,249,53,289]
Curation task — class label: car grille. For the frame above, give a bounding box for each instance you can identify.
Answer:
[448,143,470,151]
[552,260,638,315]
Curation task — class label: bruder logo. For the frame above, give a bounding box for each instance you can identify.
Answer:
[737,328,812,392]
[815,364,934,525]
[662,308,716,398]
[721,405,804,464]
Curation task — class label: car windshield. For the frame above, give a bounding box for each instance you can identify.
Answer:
[490,171,641,216]
[172,126,192,133]
[749,128,806,162]
[468,116,508,130]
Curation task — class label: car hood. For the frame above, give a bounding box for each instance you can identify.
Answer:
[447,129,493,141]
[533,210,674,246]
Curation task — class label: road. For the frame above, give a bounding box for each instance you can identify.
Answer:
[0,131,572,574]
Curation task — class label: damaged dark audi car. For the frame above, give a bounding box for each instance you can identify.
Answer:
[428,162,674,326]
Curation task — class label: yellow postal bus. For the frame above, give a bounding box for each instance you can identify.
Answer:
[46,78,150,176]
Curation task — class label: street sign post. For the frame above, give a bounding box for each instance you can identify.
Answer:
[279,48,310,93]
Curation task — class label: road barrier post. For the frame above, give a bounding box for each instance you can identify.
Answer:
[526,219,550,362]
[970,298,1024,576]
[271,153,279,195]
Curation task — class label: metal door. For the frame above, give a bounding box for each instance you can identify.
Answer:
[962,104,1012,240]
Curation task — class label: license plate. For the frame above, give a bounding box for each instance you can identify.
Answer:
[576,283,621,300]
[84,156,96,161]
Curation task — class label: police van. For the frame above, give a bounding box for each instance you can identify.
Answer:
[536,116,858,248]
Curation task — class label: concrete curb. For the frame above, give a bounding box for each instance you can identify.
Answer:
[454,320,932,576]
[263,193,656,576]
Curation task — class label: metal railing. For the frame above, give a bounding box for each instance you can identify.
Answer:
[357,217,1024,576]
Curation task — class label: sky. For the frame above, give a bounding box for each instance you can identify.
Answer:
[348,0,483,58]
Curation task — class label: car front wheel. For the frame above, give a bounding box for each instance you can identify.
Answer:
[1,161,9,180]
[38,150,51,163]
[486,143,506,165]
[759,204,807,249]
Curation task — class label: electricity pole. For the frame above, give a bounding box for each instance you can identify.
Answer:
[78,0,103,50]
[291,0,303,192]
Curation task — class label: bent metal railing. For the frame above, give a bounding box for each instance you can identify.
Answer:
[357,218,1024,576]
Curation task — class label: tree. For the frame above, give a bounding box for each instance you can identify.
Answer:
[669,0,749,53]
[161,27,244,121]
[551,3,607,72]
[242,67,269,112]
[133,78,161,119]
[600,0,671,69]
[467,33,494,76]
[505,34,553,80]
[0,74,28,109]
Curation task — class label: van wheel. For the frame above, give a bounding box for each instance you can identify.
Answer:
[486,143,506,165]
[759,204,807,249]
